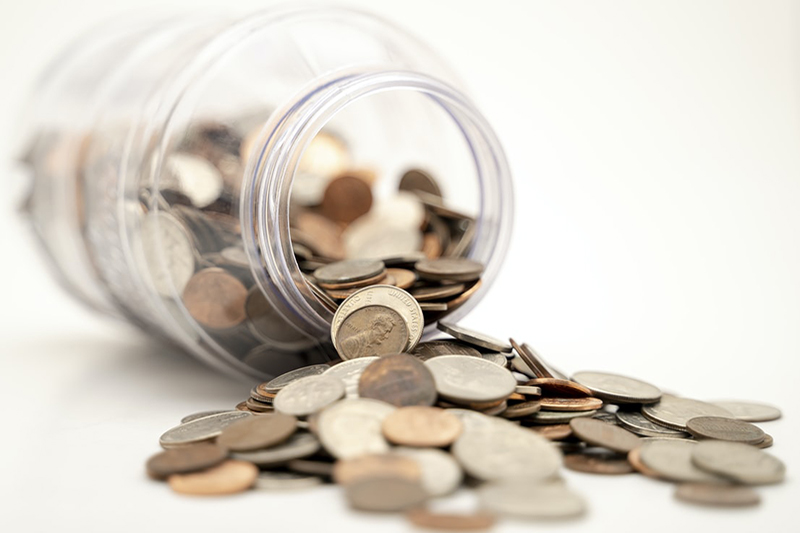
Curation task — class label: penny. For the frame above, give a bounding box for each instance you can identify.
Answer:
[345,476,428,512]
[333,454,421,486]
[382,406,463,447]
[392,447,463,497]
[416,258,484,283]
[642,394,735,430]
[710,400,782,422]
[323,357,379,398]
[569,418,641,454]
[273,375,346,417]
[425,355,516,404]
[530,424,573,441]
[317,398,396,459]
[146,443,228,479]
[509,339,552,379]
[258,364,330,394]
[685,416,765,444]
[638,439,727,483]
[320,175,373,223]
[500,400,541,419]
[384,268,416,289]
[216,413,297,451]
[409,339,482,360]
[399,168,443,198]
[231,432,321,466]
[335,306,409,359]
[571,371,662,404]
[159,411,251,448]
[675,482,761,507]
[254,471,323,491]
[564,451,635,475]
[478,478,586,519]
[525,378,593,398]
[313,259,385,285]
[182,268,248,329]
[539,397,603,412]
[436,321,511,352]
[180,410,230,424]
[627,447,661,478]
[527,410,597,425]
[410,283,466,302]
[358,354,437,407]
[615,409,691,438]
[691,440,786,485]
[168,460,258,496]
[406,509,495,531]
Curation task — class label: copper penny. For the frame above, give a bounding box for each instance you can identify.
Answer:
[675,482,761,507]
[526,378,593,398]
[570,418,641,454]
[321,175,373,223]
[333,453,421,486]
[422,232,443,259]
[564,451,635,475]
[627,447,660,478]
[358,354,437,407]
[410,283,466,302]
[336,306,409,359]
[216,413,297,451]
[293,211,345,260]
[406,508,495,531]
[146,443,228,480]
[182,268,248,329]
[539,397,603,412]
[510,338,552,379]
[385,268,416,289]
[443,279,482,311]
[382,406,463,447]
[345,476,428,512]
[530,424,573,441]
[685,416,765,444]
[168,459,258,495]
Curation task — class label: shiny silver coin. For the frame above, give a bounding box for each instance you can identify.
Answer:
[317,398,396,459]
[392,447,463,497]
[527,410,597,425]
[437,321,512,352]
[615,410,690,438]
[159,411,251,448]
[424,355,516,404]
[313,259,385,285]
[638,439,728,483]
[180,410,230,424]
[262,364,330,393]
[692,440,786,485]
[323,357,379,398]
[254,471,323,491]
[273,375,346,417]
[231,432,321,466]
[571,371,661,404]
[642,394,734,430]
[709,400,782,422]
[478,478,586,519]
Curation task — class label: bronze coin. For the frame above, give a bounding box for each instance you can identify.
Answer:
[415,257,484,283]
[168,459,259,495]
[409,340,482,361]
[685,416,765,444]
[539,397,604,412]
[359,354,437,407]
[146,443,228,480]
[336,306,409,359]
[320,175,373,223]
[570,418,641,454]
[244,397,274,413]
[399,168,443,198]
[410,283,467,302]
[382,406,463,447]
[216,413,297,451]
[333,454,421,486]
[419,302,448,312]
[422,232,443,259]
[500,400,542,419]
[235,401,249,412]
[182,268,248,329]
[292,211,345,260]
[564,451,635,475]
[627,447,661,478]
[443,279,482,311]
[385,268,416,289]
[406,508,495,531]
[530,424,573,441]
[675,482,761,507]
[526,378,593,398]
[345,476,428,512]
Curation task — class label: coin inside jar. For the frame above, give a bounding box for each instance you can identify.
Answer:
[313,259,385,285]
[335,306,409,359]
[415,257,484,282]
[182,268,248,329]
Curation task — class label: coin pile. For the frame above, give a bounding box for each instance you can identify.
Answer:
[147,302,786,527]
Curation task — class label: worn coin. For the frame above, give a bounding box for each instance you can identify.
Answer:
[384,268,416,289]
[146,443,228,479]
[710,400,782,422]
[231,432,321,466]
[569,418,641,454]
[358,354,437,407]
[416,258,484,283]
[216,413,297,451]
[392,447,463,497]
[539,397,603,412]
[675,482,760,507]
[182,268,248,329]
[345,476,428,512]
[321,175,373,224]
[168,459,258,495]
[691,440,785,485]
[258,364,330,394]
[500,400,542,419]
[642,394,734,430]
[571,371,662,404]
[313,259,385,285]
[333,454,421,486]
[638,439,727,483]
[382,406,463,447]
[525,378,593,398]
[531,424,573,441]
[406,509,495,531]
[273,375,345,417]
[527,409,597,424]
[685,416,765,444]
[254,471,323,491]
[139,212,195,297]
[335,306,409,359]
[478,478,586,519]
[564,451,635,475]
[409,339,482,360]
[437,322,511,352]
[323,357,378,398]
[615,409,691,438]
[159,411,251,448]
[425,355,516,404]
[317,398,396,459]
[180,410,230,424]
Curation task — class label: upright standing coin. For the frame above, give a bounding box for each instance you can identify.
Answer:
[571,371,662,404]
[425,355,516,405]
[637,439,727,483]
[159,411,251,448]
[335,306,409,359]
[691,441,786,485]
[675,482,761,507]
[216,413,297,452]
[436,322,512,352]
[324,357,378,398]
[685,416,765,444]
[358,354,438,407]
[642,394,734,430]
[317,399,396,459]
[320,175,373,224]
[273,375,346,417]
[709,400,782,422]
[392,447,464,497]
[168,459,258,495]
[146,443,228,479]
[382,406,463,447]
[569,418,641,454]
[478,478,586,519]
[399,168,443,198]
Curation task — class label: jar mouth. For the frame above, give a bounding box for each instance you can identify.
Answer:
[242,70,514,340]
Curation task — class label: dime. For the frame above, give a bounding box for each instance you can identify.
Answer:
[182,268,248,330]
[358,354,437,407]
[500,400,541,419]
[399,168,443,198]
[436,322,511,352]
[406,509,495,531]
[382,406,463,447]
[392,447,463,497]
[231,432,321,466]
[320,175,373,223]
[384,268,416,289]
[685,416,765,444]
[539,397,603,412]
[569,418,641,454]
[273,375,346,417]
[180,410,230,424]
[675,482,760,507]
[216,413,297,451]
[410,283,466,302]
[146,443,228,479]
[254,471,323,491]
[313,259,385,285]
[526,410,597,424]
[637,439,727,483]
[642,394,734,430]
[478,478,586,519]
[168,460,258,496]
[564,451,635,475]
[425,355,516,404]
[159,411,251,448]
[615,409,690,438]
[333,454,421,486]
[409,339,482,360]
[525,378,593,397]
[323,357,379,398]
[317,398,396,459]
[710,400,782,422]
[258,364,330,394]
[335,306,409,359]
[416,258,484,283]
[570,371,661,404]
[691,440,786,485]
[344,477,428,512]
[530,424,573,441]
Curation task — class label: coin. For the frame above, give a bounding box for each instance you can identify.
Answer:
[323,357,378,398]
[509,339,552,379]
[345,476,428,512]
[564,451,635,475]
[335,306,409,359]
[182,268,248,330]
[642,394,735,430]
[481,352,508,367]
[637,439,727,483]
[527,409,597,424]
[317,270,387,290]
[515,385,542,397]
[570,371,661,404]
[756,434,774,448]
[159,411,251,448]
[333,454,421,486]
[286,459,335,477]
[392,447,463,497]
[138,212,195,297]
[216,413,297,451]
[409,340,482,360]
[273,375,346,417]
[615,409,691,438]
[358,354,437,407]
[320,175,373,223]
[317,398,396,459]
[436,321,511,352]
[180,410,230,424]
[258,364,330,394]
[399,168,443,198]
[146,443,228,479]
[168,459,258,496]
[384,268,416,289]
[425,355,516,404]
[410,283,466,302]
[231,432,321,466]
[313,259,385,285]
[406,509,495,531]
[710,400,782,422]
[165,152,224,208]
[627,446,661,478]
[691,440,785,485]
[539,397,603,412]
[569,418,641,453]
[525,378,593,397]
[685,416,765,444]
[500,400,541,419]
[530,424,573,441]
[674,482,760,507]
[254,471,323,491]
[245,287,313,347]
[382,406,463,447]
[416,258,484,282]
[478,478,586,519]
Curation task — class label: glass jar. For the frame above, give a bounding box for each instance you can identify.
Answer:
[19,6,514,380]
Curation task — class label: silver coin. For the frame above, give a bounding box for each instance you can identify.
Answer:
[180,410,230,424]
[165,152,223,208]
[409,340,482,361]
[424,355,516,404]
[571,371,662,404]
[138,212,195,297]
[254,471,323,491]
[615,410,690,438]
[392,447,463,497]
[478,478,586,519]
[510,354,535,377]
[709,400,782,422]
[262,364,330,393]
[273,375,346,417]
[638,439,728,483]
[515,385,542,397]
[323,357,379,398]
[331,285,423,354]
[345,223,423,261]
[313,259,385,285]
[437,321,512,352]
[159,411,251,448]
[317,398,396,459]
[642,394,734,430]
[445,408,516,432]
[692,441,786,485]
[481,352,508,367]
[527,410,597,424]
[231,432,320,466]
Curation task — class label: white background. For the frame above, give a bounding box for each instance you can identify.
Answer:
[1,1,798,532]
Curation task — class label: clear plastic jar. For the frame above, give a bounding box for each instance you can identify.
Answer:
[19,6,514,380]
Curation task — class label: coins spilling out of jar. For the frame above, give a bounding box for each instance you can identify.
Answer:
[147,313,786,527]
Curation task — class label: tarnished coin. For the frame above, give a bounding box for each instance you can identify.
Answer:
[321,175,373,224]
[564,451,635,475]
[358,354,437,407]
[531,424,573,441]
[569,418,641,454]
[416,258,484,282]
[254,471,323,491]
[180,410,230,424]
[182,268,248,329]
[406,509,495,531]
[392,447,463,497]
[345,477,428,512]
[409,340,482,361]
[333,454,421,486]
[525,378,593,398]
[159,411,251,448]
[216,413,297,451]
[478,478,586,519]
[382,406,463,447]
[323,357,378,398]
[314,259,385,285]
[691,440,785,485]
[571,371,662,404]
[539,397,603,412]
[685,416,765,444]
[273,375,345,417]
[675,482,761,507]
[615,409,691,438]
[436,322,511,352]
[399,168,443,198]
[527,410,597,424]
[425,355,516,405]
[317,398,396,459]
[168,459,258,495]
[336,306,409,359]
[146,443,228,479]
[638,439,727,483]
[710,400,782,422]
[231,432,321,466]
[642,394,734,430]
[259,364,330,394]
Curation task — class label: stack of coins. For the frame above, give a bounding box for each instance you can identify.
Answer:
[147,304,786,527]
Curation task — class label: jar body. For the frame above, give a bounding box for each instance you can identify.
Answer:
[20,7,514,380]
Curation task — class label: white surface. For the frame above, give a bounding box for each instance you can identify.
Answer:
[1,1,798,531]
